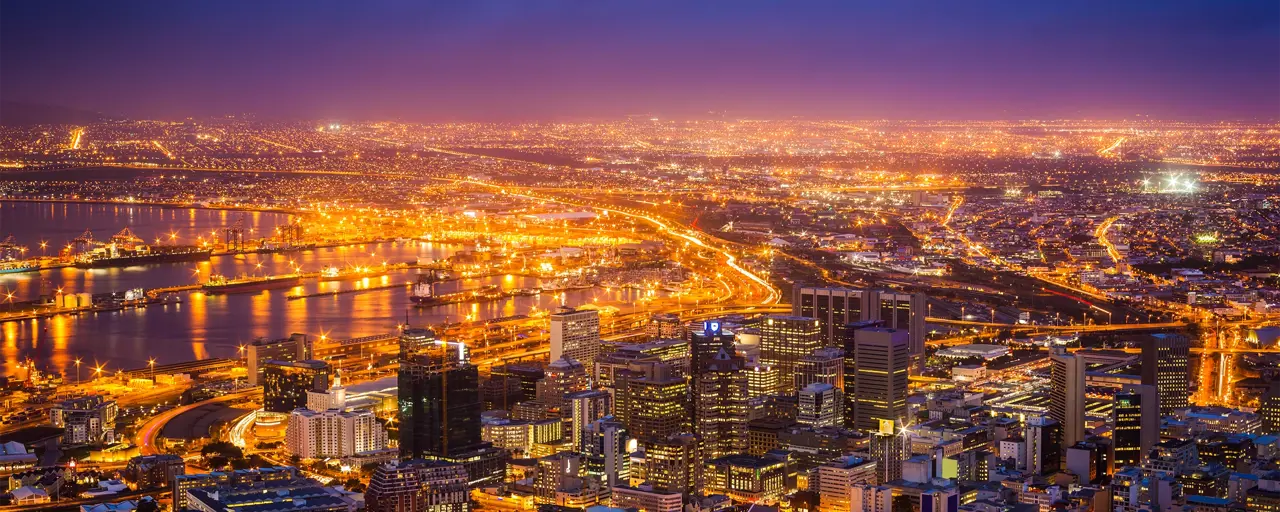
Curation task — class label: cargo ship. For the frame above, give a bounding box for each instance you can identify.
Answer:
[73,227,212,268]
[0,260,39,275]
[203,273,306,294]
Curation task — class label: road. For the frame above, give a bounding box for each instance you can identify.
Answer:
[134,388,260,456]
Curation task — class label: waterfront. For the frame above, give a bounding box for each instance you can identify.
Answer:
[0,201,664,377]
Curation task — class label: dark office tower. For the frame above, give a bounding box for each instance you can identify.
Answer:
[398,336,483,459]
[647,313,686,340]
[759,315,822,393]
[262,359,330,413]
[1262,381,1280,434]
[840,320,884,427]
[1026,416,1063,475]
[1140,333,1190,415]
[851,328,910,432]
[490,363,545,404]
[1050,347,1087,448]
[871,291,927,367]
[793,286,869,346]
[696,349,750,459]
[689,320,735,375]
[399,334,504,489]
[1113,384,1159,470]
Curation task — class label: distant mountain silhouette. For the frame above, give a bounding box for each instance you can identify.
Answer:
[0,101,114,125]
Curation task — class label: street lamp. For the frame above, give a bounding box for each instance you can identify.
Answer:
[74,358,82,384]
[148,358,156,381]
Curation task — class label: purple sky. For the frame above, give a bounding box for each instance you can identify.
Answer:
[3,1,1278,121]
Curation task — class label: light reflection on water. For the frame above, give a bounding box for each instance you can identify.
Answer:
[0,202,665,377]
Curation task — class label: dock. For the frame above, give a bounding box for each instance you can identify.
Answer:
[287,282,413,300]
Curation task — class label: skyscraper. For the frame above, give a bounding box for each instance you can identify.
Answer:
[1140,333,1190,416]
[246,334,311,386]
[1262,380,1280,434]
[399,332,481,459]
[550,306,601,367]
[794,286,926,364]
[568,389,611,450]
[696,349,750,459]
[840,320,884,426]
[689,320,735,375]
[398,329,503,489]
[870,427,908,483]
[1025,416,1063,475]
[793,286,870,345]
[759,315,822,393]
[798,382,841,428]
[851,328,910,432]
[815,456,878,512]
[581,417,630,489]
[796,347,845,393]
[642,433,703,495]
[1112,384,1159,470]
[1050,347,1086,447]
[262,359,330,413]
[615,362,688,441]
[536,356,589,413]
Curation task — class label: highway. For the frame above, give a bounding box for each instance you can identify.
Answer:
[134,388,261,456]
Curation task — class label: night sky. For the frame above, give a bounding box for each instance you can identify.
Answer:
[2,1,1277,121]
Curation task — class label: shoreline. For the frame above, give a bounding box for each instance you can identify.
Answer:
[0,197,301,216]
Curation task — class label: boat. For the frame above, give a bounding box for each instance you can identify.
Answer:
[409,278,436,305]
[0,261,39,275]
[73,228,211,268]
[202,273,306,294]
[319,264,386,282]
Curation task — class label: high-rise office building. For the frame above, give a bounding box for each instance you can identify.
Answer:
[568,389,611,450]
[581,417,630,489]
[551,306,601,367]
[794,286,870,345]
[689,320,735,375]
[1262,380,1280,434]
[759,315,822,393]
[399,327,439,357]
[696,349,750,459]
[398,334,482,459]
[851,328,910,432]
[1113,384,1159,470]
[616,363,688,441]
[703,454,787,505]
[365,459,470,512]
[1050,347,1086,447]
[490,363,545,406]
[1140,333,1190,416]
[262,360,330,413]
[536,356,589,413]
[870,427,908,483]
[794,286,926,362]
[1025,416,1063,475]
[397,329,503,488]
[796,347,844,392]
[642,433,703,495]
[840,320,884,426]
[798,382,842,429]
